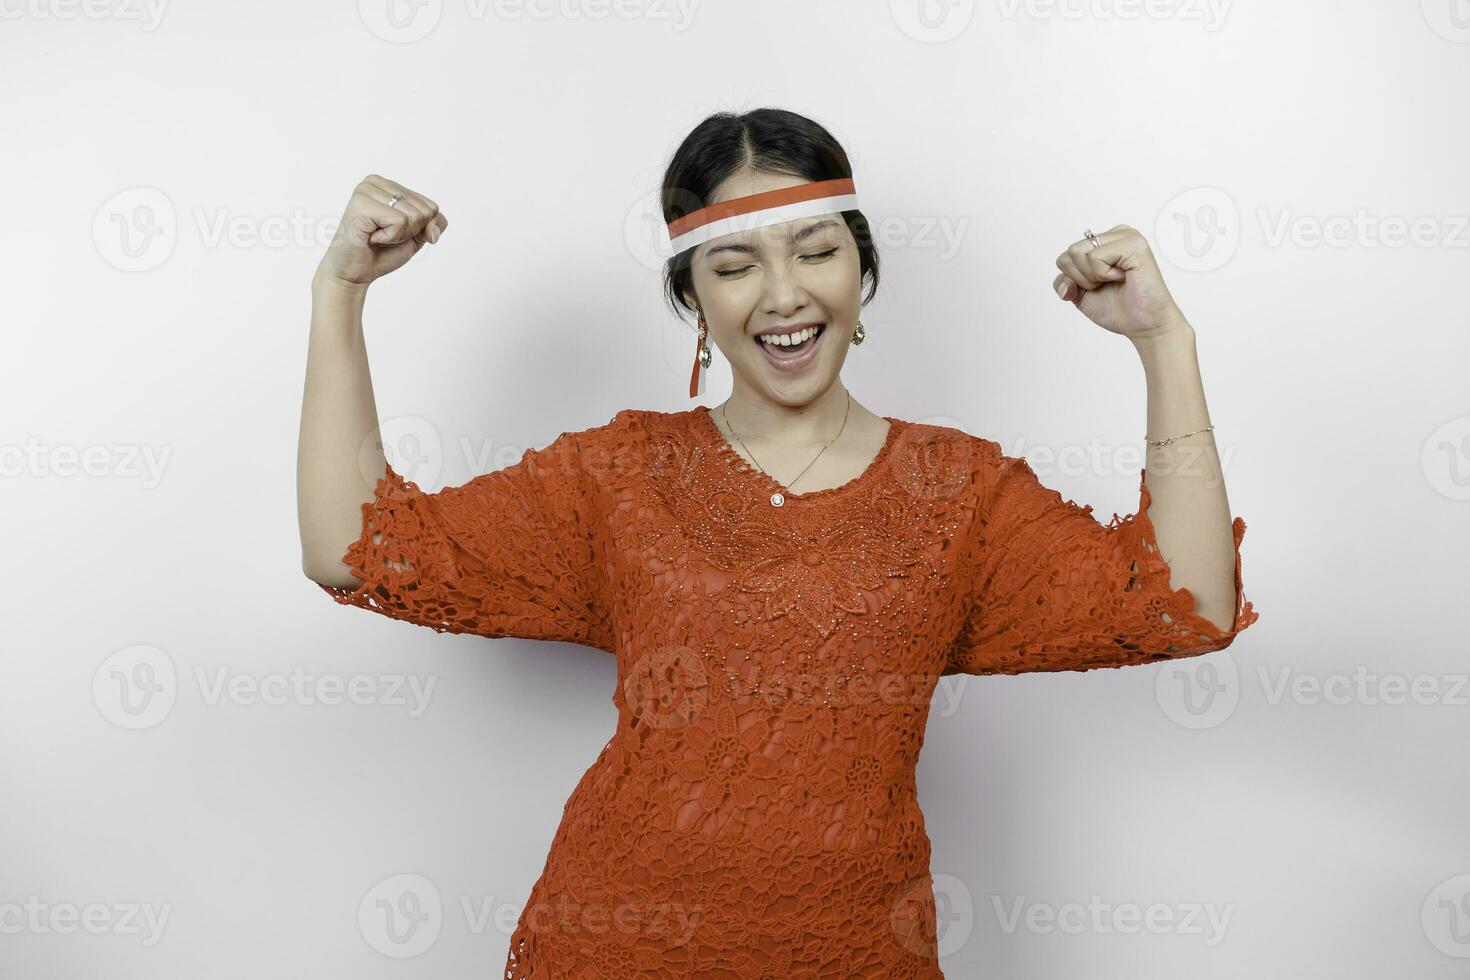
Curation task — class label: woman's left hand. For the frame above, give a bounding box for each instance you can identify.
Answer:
[1052,225,1189,343]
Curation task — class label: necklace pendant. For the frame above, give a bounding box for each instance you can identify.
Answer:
[770,491,785,507]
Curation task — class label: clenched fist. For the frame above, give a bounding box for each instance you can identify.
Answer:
[315,175,449,289]
[1051,225,1188,343]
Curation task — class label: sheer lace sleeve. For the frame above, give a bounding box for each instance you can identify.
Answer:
[946,444,1257,676]
[316,428,615,652]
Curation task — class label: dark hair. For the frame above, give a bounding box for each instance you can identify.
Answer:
[660,107,881,323]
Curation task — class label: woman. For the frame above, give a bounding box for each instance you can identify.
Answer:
[299,108,1257,978]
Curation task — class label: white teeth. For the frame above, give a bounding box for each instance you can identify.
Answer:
[759,325,820,347]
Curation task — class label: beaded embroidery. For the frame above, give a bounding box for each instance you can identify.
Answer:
[317,405,1258,977]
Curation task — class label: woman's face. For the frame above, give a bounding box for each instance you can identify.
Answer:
[683,169,863,406]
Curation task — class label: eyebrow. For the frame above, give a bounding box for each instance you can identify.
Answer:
[700,219,840,259]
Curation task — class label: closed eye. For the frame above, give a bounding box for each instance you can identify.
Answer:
[713,246,841,279]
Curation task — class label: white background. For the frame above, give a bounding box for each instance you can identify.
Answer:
[4,0,1468,976]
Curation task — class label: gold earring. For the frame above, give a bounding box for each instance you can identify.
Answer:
[851,319,866,346]
[689,310,712,398]
[698,316,713,368]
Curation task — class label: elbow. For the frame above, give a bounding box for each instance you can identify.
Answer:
[1178,571,1240,635]
[1162,589,1244,658]
[1195,597,1238,635]
[303,554,359,590]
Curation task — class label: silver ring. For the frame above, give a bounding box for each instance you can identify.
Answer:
[1083,228,1101,249]
[387,193,404,209]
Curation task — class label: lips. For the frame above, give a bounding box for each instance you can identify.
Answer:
[755,323,827,372]
[755,321,824,339]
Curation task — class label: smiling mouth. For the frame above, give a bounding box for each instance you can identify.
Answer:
[755,323,826,357]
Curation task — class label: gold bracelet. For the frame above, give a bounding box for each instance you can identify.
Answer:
[1145,424,1214,448]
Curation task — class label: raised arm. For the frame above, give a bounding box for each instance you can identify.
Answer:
[298,175,448,587]
[1052,224,1239,630]
[945,226,1259,677]
[1130,324,1238,630]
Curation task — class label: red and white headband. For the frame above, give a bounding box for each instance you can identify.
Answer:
[666,177,859,257]
[674,177,861,397]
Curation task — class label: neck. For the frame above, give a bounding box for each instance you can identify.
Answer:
[719,385,855,448]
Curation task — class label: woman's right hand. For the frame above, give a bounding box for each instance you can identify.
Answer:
[314,175,449,290]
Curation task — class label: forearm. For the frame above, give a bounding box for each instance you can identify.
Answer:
[297,271,387,586]
[1131,320,1240,632]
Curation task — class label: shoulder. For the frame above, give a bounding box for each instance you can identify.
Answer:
[537,407,676,490]
[920,424,1107,521]
[886,415,1005,478]
[883,417,1059,511]
[585,406,705,457]
[533,406,648,454]
[890,416,991,450]
[560,407,678,439]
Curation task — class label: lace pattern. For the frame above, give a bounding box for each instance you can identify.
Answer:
[945,442,1258,675]
[314,407,1258,977]
[317,429,615,652]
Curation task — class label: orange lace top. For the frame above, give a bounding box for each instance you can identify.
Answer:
[317,406,1257,978]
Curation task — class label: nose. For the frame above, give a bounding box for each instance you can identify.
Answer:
[759,261,811,321]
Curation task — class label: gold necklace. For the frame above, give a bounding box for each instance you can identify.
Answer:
[720,391,852,507]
